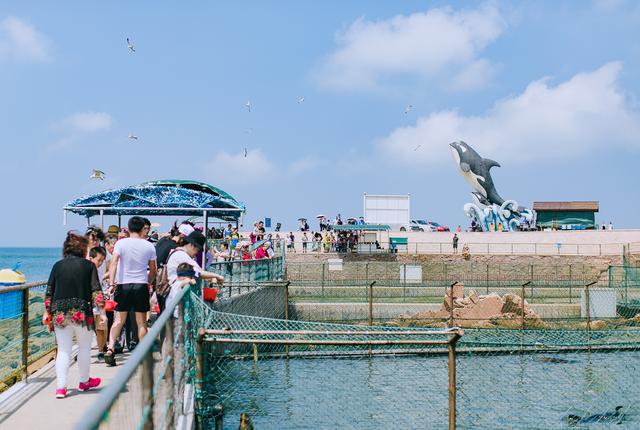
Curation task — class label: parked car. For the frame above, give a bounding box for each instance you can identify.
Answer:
[428,222,450,232]
[400,220,436,232]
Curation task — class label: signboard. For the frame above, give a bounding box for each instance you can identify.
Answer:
[363,194,410,228]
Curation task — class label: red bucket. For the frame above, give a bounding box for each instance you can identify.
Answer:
[203,287,219,302]
[104,299,118,312]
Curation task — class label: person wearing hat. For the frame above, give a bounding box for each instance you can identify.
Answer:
[165,230,224,292]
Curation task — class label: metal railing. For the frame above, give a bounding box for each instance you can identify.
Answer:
[289,241,625,256]
[75,282,197,430]
[0,280,56,390]
[207,256,285,285]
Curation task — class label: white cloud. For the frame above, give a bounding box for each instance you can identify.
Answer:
[289,157,323,175]
[48,111,113,150]
[379,62,640,165]
[59,112,113,133]
[0,16,52,63]
[314,2,504,91]
[205,149,276,186]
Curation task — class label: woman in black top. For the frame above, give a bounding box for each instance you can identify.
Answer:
[44,232,105,399]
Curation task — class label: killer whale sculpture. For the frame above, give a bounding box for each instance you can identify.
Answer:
[450,141,534,231]
[567,406,625,426]
[450,141,504,206]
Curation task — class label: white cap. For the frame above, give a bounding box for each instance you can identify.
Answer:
[178,224,195,236]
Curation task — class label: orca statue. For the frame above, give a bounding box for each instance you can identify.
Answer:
[449,141,504,207]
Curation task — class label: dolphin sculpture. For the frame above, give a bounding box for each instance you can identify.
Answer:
[450,141,505,206]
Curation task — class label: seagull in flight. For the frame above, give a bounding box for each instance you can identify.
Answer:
[126,37,135,52]
[297,96,305,104]
[413,145,421,151]
[244,128,253,134]
[404,104,413,114]
[128,133,138,140]
[244,148,248,158]
[90,169,105,180]
[245,100,251,112]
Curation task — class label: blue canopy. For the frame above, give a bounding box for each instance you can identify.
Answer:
[64,180,245,221]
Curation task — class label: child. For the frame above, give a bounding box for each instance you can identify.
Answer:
[88,246,108,360]
[166,263,196,317]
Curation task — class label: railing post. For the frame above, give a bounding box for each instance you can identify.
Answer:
[21,288,29,382]
[569,265,573,304]
[521,281,531,331]
[142,347,155,430]
[165,316,175,430]
[195,329,205,421]
[321,262,325,299]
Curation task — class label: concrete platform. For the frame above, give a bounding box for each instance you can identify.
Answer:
[0,346,131,429]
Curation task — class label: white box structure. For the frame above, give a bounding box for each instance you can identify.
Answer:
[363,194,410,229]
[581,288,616,318]
[400,265,422,284]
[328,259,343,271]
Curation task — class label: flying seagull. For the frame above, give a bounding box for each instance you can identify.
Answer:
[245,100,251,112]
[90,169,105,180]
[413,145,421,151]
[404,104,413,114]
[297,96,305,104]
[126,37,135,52]
[128,133,138,140]
[244,148,248,158]
[244,128,253,134]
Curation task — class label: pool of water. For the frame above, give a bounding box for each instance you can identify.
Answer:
[204,350,640,429]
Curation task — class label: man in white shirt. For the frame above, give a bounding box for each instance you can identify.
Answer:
[104,216,157,366]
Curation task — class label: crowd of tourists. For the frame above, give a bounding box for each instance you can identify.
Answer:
[43,217,224,399]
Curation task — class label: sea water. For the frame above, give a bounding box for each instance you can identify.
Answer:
[0,248,60,282]
[208,351,640,429]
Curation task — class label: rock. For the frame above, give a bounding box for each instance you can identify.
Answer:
[455,294,504,321]
[452,283,464,299]
[588,320,607,330]
[468,290,479,304]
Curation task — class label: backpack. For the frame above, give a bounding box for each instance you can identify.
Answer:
[156,248,186,297]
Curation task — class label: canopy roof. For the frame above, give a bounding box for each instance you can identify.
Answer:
[332,224,390,231]
[533,201,599,212]
[64,180,245,221]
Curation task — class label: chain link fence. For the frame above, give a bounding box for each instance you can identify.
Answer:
[0,281,57,391]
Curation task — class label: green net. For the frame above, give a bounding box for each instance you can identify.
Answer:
[188,287,640,429]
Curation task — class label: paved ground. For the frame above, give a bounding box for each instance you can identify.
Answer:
[0,346,131,429]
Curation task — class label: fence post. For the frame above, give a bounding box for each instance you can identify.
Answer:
[403,264,407,301]
[486,264,489,295]
[449,282,458,328]
[521,281,531,331]
[321,262,325,299]
[284,281,290,357]
[195,329,205,419]
[569,265,572,304]
[142,347,155,430]
[21,288,29,382]
[448,332,461,430]
[585,281,596,352]
[368,281,376,326]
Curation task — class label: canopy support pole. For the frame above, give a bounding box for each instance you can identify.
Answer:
[118,215,121,229]
[203,210,208,264]
[100,209,104,230]
[63,209,68,226]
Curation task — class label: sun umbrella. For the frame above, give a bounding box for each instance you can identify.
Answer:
[298,217,307,221]
[316,214,326,219]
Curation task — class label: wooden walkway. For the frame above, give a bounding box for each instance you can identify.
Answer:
[0,346,131,429]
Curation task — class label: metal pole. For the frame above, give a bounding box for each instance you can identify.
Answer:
[449,282,458,328]
[141,350,155,430]
[569,265,572,304]
[165,317,175,430]
[321,262,325,299]
[486,264,489,295]
[118,214,121,228]
[21,289,29,382]
[521,281,531,331]
[195,328,205,418]
[403,264,407,301]
[100,209,104,230]
[285,281,290,357]
[368,281,376,326]
[203,210,208,265]
[585,281,596,352]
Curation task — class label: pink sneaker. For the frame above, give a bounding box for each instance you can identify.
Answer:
[55,388,67,399]
[78,377,101,391]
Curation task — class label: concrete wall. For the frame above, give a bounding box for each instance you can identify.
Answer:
[212,286,286,319]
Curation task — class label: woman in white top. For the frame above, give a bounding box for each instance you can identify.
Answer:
[166,230,224,287]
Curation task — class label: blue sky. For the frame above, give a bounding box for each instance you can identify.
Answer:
[1,1,639,246]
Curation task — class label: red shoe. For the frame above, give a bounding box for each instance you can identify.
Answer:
[78,377,101,391]
[55,388,67,399]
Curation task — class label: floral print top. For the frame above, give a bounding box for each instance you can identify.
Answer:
[46,255,101,329]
